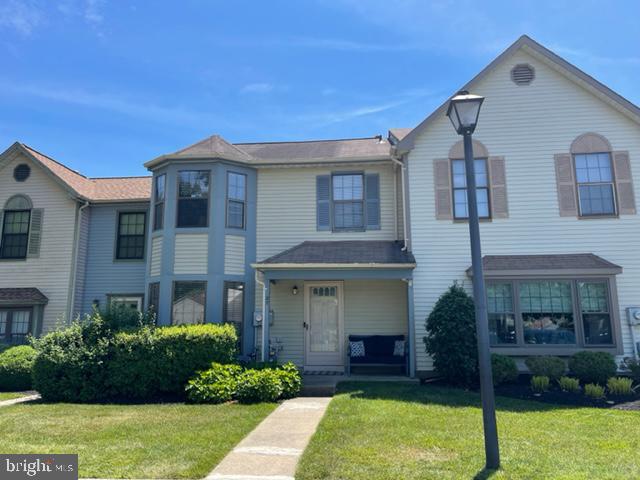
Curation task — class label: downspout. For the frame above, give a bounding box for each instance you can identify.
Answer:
[255,270,266,358]
[68,200,89,323]
[391,154,409,251]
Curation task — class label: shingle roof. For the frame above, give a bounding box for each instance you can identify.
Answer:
[6,144,152,202]
[388,128,412,144]
[257,241,416,266]
[0,288,48,305]
[173,135,256,163]
[467,254,622,275]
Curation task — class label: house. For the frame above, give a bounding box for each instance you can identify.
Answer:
[0,35,638,378]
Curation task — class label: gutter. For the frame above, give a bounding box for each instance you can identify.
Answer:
[391,152,409,251]
[252,262,416,270]
[68,200,90,323]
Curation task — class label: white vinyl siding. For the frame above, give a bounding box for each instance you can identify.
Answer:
[174,234,208,274]
[0,152,78,333]
[224,235,245,275]
[149,236,163,277]
[407,49,640,372]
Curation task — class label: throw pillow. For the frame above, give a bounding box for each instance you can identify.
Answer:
[350,341,365,357]
[393,340,405,356]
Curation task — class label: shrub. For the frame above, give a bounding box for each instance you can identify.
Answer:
[607,377,633,396]
[584,383,605,399]
[236,369,284,403]
[491,354,518,385]
[558,376,581,393]
[531,375,550,393]
[186,363,243,404]
[424,283,478,387]
[622,358,640,384]
[569,351,617,385]
[524,356,566,381]
[276,362,302,399]
[0,345,37,391]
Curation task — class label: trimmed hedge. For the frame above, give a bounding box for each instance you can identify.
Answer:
[568,351,617,385]
[32,312,238,402]
[491,354,518,385]
[524,356,566,381]
[0,345,37,391]
[186,363,243,404]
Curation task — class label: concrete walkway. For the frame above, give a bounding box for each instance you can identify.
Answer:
[205,397,331,480]
[0,392,40,408]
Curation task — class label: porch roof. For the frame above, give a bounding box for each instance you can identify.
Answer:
[466,253,622,277]
[0,288,48,306]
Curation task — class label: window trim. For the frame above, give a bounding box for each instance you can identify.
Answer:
[176,170,211,229]
[450,158,491,220]
[153,174,166,231]
[0,307,34,343]
[572,152,618,218]
[114,211,147,261]
[107,294,144,312]
[171,280,207,325]
[485,276,622,355]
[226,171,247,230]
[331,172,366,232]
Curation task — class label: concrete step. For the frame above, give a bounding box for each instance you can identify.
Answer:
[300,384,336,397]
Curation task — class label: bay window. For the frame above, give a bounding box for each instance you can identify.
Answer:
[177,171,210,228]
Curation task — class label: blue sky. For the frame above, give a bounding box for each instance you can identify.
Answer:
[1,0,639,177]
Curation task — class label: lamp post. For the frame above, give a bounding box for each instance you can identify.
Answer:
[446,90,500,470]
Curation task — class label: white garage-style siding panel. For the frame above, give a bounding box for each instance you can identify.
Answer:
[174,234,208,274]
[408,49,640,372]
[0,152,78,333]
[149,236,163,277]
[224,234,245,275]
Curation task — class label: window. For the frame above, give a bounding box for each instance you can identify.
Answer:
[223,281,244,348]
[578,281,613,345]
[177,171,209,228]
[574,153,616,216]
[332,174,364,230]
[451,159,490,219]
[487,279,616,349]
[0,210,30,259]
[172,281,206,325]
[487,283,516,345]
[154,174,165,230]
[109,295,143,312]
[116,212,146,260]
[148,282,160,314]
[0,309,32,343]
[226,172,246,229]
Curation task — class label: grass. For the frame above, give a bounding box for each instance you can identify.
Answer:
[0,392,28,401]
[297,382,640,480]
[0,401,276,479]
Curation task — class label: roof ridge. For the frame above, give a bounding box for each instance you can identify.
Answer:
[91,175,152,180]
[235,135,384,146]
[21,143,89,179]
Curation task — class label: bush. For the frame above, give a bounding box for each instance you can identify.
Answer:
[584,383,605,399]
[531,375,550,393]
[569,351,617,385]
[524,356,566,381]
[622,358,640,384]
[607,377,633,396]
[557,376,581,393]
[491,354,518,385]
[276,362,302,399]
[32,310,238,402]
[424,283,478,387]
[236,369,284,403]
[0,345,37,391]
[186,363,243,404]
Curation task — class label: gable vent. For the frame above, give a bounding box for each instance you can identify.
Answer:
[511,64,535,85]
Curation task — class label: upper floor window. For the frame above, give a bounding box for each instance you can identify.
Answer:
[116,212,146,260]
[451,158,490,219]
[177,171,209,228]
[226,172,246,229]
[153,174,165,230]
[332,173,364,230]
[574,153,616,216]
[1,195,33,260]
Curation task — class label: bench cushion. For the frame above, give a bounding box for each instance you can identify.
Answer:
[348,335,405,365]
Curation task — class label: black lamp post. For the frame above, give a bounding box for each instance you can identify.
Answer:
[446,90,500,470]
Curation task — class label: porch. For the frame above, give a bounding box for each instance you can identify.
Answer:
[252,241,417,377]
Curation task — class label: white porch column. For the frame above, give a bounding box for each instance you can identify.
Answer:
[260,278,271,362]
[406,278,416,378]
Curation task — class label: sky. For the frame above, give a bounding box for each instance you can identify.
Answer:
[0,0,639,177]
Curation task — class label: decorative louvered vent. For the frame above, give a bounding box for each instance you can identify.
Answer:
[511,64,535,85]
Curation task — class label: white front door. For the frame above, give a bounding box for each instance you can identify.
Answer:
[304,282,344,369]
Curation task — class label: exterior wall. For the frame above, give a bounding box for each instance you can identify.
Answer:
[0,151,78,333]
[407,49,640,372]
[224,235,245,275]
[81,203,149,314]
[145,161,257,354]
[268,279,408,367]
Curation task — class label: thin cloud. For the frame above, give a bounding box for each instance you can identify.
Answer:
[0,0,44,35]
[240,83,275,94]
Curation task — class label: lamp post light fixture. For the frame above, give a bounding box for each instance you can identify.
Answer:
[446,90,500,470]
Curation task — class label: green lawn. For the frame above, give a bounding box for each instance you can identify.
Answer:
[0,401,276,479]
[297,382,640,480]
[0,392,28,401]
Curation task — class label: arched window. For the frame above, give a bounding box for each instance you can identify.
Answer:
[1,195,33,259]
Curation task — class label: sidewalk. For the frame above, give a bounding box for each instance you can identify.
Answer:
[205,397,331,480]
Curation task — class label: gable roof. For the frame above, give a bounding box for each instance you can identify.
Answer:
[396,35,640,154]
[0,142,151,203]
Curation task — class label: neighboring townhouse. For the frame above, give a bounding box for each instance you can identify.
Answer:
[1,35,639,379]
[0,143,150,341]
